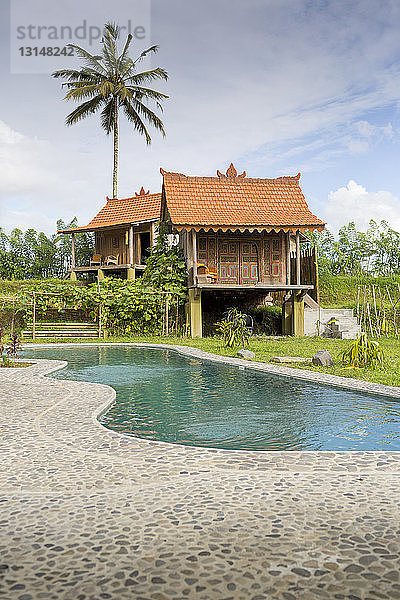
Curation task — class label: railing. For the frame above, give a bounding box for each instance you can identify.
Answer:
[290,246,319,302]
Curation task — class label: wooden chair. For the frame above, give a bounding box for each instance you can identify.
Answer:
[105,254,119,266]
[90,254,102,266]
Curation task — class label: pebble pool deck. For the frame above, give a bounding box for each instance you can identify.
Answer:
[1,343,400,600]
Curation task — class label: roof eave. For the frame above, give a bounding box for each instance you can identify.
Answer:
[58,217,159,234]
[171,223,326,233]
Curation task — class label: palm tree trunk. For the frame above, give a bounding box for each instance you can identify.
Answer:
[113,96,118,198]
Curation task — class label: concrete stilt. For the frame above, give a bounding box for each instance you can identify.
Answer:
[97,269,105,281]
[69,271,77,282]
[282,297,293,336]
[282,292,304,336]
[189,288,202,338]
[292,291,305,337]
[127,268,135,281]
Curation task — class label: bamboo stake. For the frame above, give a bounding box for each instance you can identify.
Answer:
[356,285,360,325]
[366,302,374,338]
[372,285,380,338]
[378,286,387,336]
[386,285,398,338]
[98,303,102,339]
[360,285,367,333]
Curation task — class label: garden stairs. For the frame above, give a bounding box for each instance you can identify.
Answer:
[22,322,99,339]
[304,295,361,339]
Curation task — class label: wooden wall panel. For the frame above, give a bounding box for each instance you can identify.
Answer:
[196,231,287,285]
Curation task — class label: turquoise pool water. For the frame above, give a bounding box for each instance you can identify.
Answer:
[22,345,400,451]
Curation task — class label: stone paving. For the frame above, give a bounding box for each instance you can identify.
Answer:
[1,343,400,600]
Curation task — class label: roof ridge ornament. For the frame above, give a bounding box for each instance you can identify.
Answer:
[275,172,301,182]
[135,186,150,197]
[217,163,246,180]
[160,167,187,178]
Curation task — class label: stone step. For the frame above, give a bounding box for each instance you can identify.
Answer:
[330,321,359,332]
[323,309,354,317]
[330,327,362,340]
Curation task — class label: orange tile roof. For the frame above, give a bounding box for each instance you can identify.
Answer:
[60,187,161,233]
[161,164,325,233]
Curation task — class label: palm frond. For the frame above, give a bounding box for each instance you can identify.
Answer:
[66,44,106,74]
[52,68,95,81]
[65,96,105,126]
[127,86,168,103]
[65,83,104,102]
[117,33,133,73]
[134,45,160,65]
[130,98,166,135]
[125,67,168,85]
[100,99,116,134]
[102,26,118,73]
[121,100,151,144]
[104,22,120,40]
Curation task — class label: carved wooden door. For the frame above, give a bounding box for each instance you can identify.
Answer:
[240,241,259,284]
[218,240,239,283]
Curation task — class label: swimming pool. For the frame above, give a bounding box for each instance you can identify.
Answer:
[22,345,400,451]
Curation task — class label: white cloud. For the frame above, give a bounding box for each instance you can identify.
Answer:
[0,120,53,194]
[324,181,400,232]
[0,120,109,234]
[0,208,55,235]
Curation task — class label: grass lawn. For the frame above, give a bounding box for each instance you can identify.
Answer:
[24,334,400,388]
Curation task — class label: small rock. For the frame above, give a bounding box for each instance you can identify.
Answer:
[237,349,255,360]
[312,349,334,366]
[270,356,310,364]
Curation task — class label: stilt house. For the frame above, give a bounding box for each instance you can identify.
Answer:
[60,187,161,280]
[160,163,325,337]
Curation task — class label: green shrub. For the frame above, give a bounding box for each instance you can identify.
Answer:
[248,305,282,335]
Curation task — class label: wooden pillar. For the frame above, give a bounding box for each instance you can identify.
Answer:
[128,226,134,265]
[150,221,156,246]
[192,230,198,286]
[189,288,202,338]
[135,233,142,264]
[296,230,301,285]
[292,291,304,337]
[187,230,194,286]
[286,232,291,285]
[71,232,76,269]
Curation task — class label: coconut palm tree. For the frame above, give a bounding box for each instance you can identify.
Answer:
[52,22,168,198]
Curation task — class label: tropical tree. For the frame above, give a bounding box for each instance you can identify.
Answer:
[52,22,168,198]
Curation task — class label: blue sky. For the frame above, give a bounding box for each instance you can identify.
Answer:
[1,0,400,235]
